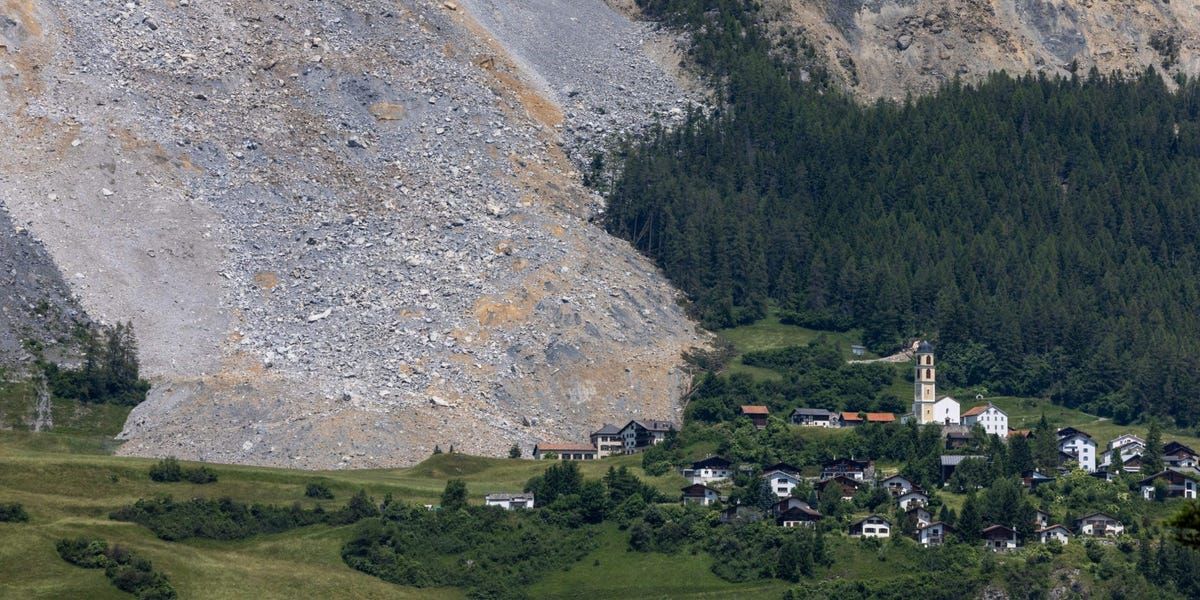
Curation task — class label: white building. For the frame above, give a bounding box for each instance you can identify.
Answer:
[917,521,951,546]
[589,424,624,458]
[850,515,892,538]
[1037,525,1072,544]
[931,397,961,425]
[962,403,1008,437]
[683,457,733,485]
[1059,430,1098,472]
[898,490,929,511]
[879,474,916,496]
[1077,513,1124,537]
[791,407,835,427]
[681,484,721,506]
[619,419,673,454]
[485,493,535,510]
[764,469,803,498]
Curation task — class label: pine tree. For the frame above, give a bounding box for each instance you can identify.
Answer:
[1144,420,1164,475]
[958,492,983,543]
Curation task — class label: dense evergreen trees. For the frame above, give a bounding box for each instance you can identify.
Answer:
[607,0,1200,425]
[39,322,150,406]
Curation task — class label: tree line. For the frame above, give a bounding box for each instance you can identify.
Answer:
[604,0,1200,426]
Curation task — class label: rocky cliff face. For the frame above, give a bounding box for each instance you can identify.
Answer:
[0,0,705,468]
[776,0,1200,99]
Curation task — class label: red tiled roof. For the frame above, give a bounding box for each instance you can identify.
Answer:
[962,405,989,417]
[841,412,895,422]
[741,405,769,415]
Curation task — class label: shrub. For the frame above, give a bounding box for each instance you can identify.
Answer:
[148,458,217,484]
[184,466,218,484]
[148,458,182,482]
[56,537,177,599]
[305,482,335,499]
[0,502,29,523]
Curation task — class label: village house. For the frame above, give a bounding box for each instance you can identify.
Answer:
[897,490,929,511]
[945,430,973,450]
[1164,441,1199,468]
[840,411,896,427]
[906,506,933,527]
[1076,512,1124,537]
[1034,509,1050,529]
[764,468,804,498]
[815,475,866,501]
[916,521,953,546]
[1108,433,1145,458]
[680,483,721,506]
[879,474,916,496]
[589,423,624,458]
[776,505,823,527]
[769,497,813,517]
[962,403,1008,437]
[484,493,535,510]
[1058,429,1097,472]
[740,405,770,429]
[763,462,801,475]
[941,455,986,481]
[719,505,764,524]
[849,515,892,538]
[1037,525,1072,545]
[982,525,1018,552]
[1021,470,1055,490]
[821,458,875,481]
[532,442,597,461]
[791,407,835,427]
[619,419,674,454]
[1100,453,1143,474]
[1138,467,1200,500]
[683,456,734,485]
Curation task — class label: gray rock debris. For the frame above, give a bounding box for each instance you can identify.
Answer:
[1,0,707,468]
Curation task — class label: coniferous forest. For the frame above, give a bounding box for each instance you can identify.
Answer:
[602,0,1200,426]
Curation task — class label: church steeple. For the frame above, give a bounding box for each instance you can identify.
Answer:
[913,341,936,423]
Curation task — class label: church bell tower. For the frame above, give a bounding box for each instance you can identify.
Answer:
[912,341,936,424]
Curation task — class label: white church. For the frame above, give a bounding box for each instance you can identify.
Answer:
[910,341,960,426]
[906,341,1008,435]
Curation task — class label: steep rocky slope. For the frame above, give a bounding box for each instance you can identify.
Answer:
[0,0,704,467]
[0,203,85,366]
[773,0,1200,99]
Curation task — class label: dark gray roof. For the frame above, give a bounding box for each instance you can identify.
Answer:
[792,407,832,417]
[485,492,534,501]
[591,423,621,436]
[941,455,986,466]
[917,341,934,353]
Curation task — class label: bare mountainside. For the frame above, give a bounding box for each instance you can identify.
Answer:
[0,0,705,467]
[772,0,1200,99]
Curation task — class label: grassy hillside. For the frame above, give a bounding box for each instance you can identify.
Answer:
[718,310,872,381]
[0,418,697,600]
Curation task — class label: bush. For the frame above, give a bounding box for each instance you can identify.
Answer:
[184,466,218,484]
[56,537,176,599]
[342,503,595,597]
[148,458,217,484]
[0,502,29,522]
[148,458,182,482]
[305,482,335,499]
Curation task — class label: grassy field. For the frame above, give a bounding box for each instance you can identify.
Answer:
[717,310,872,380]
[530,524,791,599]
[0,415,701,600]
